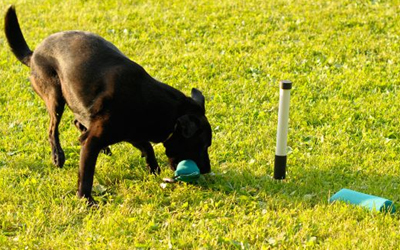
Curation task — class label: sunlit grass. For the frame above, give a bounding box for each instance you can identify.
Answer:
[1,0,400,248]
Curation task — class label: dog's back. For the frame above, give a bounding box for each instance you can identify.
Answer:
[31,31,137,116]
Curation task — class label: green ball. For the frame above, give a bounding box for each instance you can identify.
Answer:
[174,160,200,182]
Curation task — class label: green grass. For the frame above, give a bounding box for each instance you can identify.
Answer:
[1,0,400,248]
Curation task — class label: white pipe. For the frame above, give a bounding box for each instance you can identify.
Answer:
[274,80,292,179]
[276,84,291,156]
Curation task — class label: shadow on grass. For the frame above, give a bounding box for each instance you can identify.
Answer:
[6,148,400,213]
[196,164,400,212]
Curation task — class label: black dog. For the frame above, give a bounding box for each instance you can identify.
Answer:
[5,6,212,204]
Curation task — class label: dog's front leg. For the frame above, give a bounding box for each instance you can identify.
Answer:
[77,139,100,204]
[130,141,160,174]
[77,121,108,205]
[74,119,112,156]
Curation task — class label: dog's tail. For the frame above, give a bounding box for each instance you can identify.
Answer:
[4,6,33,67]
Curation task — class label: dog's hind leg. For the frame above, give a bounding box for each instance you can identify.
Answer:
[29,63,66,167]
[38,82,66,168]
[129,141,160,174]
[74,119,112,156]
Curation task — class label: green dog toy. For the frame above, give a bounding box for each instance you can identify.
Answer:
[163,160,200,183]
[330,188,396,213]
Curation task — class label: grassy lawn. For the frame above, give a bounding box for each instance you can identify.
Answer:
[1,0,400,248]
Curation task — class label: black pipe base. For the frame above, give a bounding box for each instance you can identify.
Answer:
[274,155,287,179]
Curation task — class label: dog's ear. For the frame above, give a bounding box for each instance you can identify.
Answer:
[191,88,205,110]
[176,115,200,138]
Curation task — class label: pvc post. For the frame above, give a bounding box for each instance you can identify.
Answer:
[274,80,292,179]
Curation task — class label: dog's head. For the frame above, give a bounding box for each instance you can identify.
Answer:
[164,88,212,174]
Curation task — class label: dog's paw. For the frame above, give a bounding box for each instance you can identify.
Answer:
[52,148,65,168]
[148,165,161,175]
[77,192,98,208]
[87,196,99,208]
